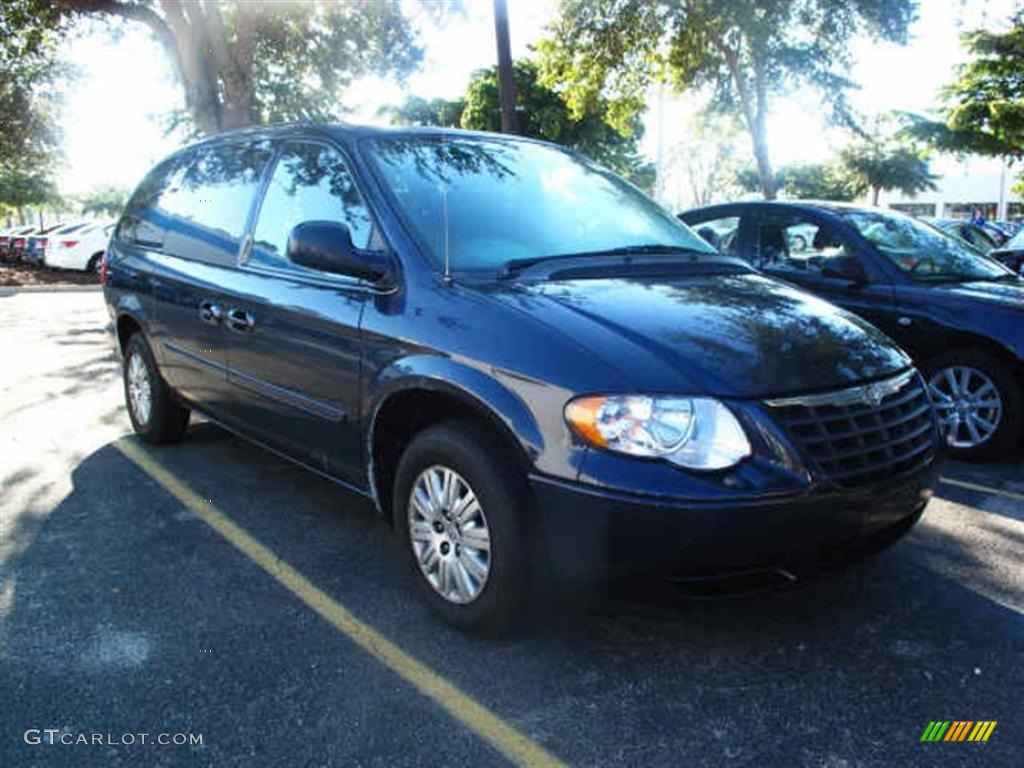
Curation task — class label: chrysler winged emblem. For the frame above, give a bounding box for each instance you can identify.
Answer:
[864,383,884,407]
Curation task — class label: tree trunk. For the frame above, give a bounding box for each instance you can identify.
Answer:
[871,186,881,206]
[77,1,243,135]
[750,126,775,200]
[750,56,775,199]
[717,40,775,199]
[493,0,518,134]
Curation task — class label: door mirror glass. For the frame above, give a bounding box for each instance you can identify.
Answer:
[286,221,389,282]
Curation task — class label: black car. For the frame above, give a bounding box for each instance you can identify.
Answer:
[106,125,938,631]
[927,218,999,254]
[991,228,1024,275]
[682,201,1024,459]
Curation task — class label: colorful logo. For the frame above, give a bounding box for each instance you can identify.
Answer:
[920,721,997,742]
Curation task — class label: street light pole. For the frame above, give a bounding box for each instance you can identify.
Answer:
[493,0,518,134]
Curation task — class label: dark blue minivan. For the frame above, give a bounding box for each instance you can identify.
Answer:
[105,124,938,631]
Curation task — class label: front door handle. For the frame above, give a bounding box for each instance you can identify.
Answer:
[226,308,255,333]
[198,300,223,325]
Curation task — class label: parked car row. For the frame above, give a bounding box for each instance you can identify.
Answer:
[0,219,115,271]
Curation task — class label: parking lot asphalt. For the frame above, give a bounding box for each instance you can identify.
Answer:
[1,289,1021,767]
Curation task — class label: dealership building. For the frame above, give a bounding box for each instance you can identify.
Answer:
[877,155,1022,222]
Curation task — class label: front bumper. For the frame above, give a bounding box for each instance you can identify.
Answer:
[529,459,936,583]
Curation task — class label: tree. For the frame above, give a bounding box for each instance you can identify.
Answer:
[36,0,428,136]
[539,0,915,199]
[462,60,654,188]
[384,60,655,190]
[77,184,131,217]
[906,13,1023,193]
[492,0,518,134]
[840,138,936,205]
[1,0,64,201]
[778,162,858,201]
[0,168,62,224]
[381,96,465,129]
[664,110,744,206]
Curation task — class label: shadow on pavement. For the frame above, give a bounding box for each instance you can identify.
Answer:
[2,429,1021,767]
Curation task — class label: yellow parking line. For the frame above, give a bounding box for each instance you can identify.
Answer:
[938,476,1024,503]
[114,438,565,768]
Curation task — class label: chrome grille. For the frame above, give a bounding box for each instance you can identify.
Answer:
[766,371,936,487]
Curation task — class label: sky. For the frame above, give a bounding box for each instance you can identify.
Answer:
[55,0,1022,199]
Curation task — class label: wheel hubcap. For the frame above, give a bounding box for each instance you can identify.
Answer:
[408,465,491,605]
[927,365,1002,449]
[127,353,152,426]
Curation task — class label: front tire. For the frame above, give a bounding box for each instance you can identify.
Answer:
[924,350,1021,460]
[86,252,104,274]
[393,421,527,634]
[123,333,190,444]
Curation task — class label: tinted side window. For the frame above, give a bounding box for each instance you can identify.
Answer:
[690,215,740,256]
[251,142,373,270]
[755,213,855,273]
[118,155,191,248]
[163,140,274,265]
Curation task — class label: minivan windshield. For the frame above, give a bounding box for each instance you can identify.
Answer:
[840,209,1009,282]
[366,135,715,272]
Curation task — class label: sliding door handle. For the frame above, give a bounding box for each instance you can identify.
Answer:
[198,300,223,325]
[226,308,255,333]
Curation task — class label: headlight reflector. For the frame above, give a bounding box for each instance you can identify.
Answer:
[565,395,751,470]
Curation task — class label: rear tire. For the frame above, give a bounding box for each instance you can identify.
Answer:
[123,332,190,444]
[393,420,527,634]
[924,350,1021,460]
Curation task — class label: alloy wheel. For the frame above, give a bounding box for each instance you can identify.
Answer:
[127,352,153,426]
[407,465,491,604]
[927,365,1002,449]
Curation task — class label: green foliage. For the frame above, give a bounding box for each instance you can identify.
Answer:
[384,60,655,190]
[539,0,916,198]
[77,184,131,217]
[382,96,466,128]
[780,163,858,201]
[230,1,424,126]
[839,138,936,204]
[0,0,66,205]
[463,61,651,185]
[16,1,431,135]
[906,13,1023,189]
[0,168,62,214]
[733,162,856,200]
[666,109,745,205]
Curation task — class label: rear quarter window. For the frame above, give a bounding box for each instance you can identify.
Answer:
[118,154,192,248]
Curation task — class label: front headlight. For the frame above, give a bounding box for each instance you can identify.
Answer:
[564,395,751,470]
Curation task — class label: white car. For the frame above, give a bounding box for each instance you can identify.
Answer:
[43,219,116,272]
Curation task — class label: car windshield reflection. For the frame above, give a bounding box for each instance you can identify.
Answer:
[366,135,714,273]
[841,210,1009,282]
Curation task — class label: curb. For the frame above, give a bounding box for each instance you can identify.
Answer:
[0,284,102,296]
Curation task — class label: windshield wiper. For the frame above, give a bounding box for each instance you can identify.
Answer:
[500,244,710,279]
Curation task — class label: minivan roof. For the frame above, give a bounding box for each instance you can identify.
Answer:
[173,121,565,155]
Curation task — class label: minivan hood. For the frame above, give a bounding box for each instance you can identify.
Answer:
[489,273,910,398]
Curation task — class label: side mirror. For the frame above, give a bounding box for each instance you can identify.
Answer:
[286,221,390,283]
[821,255,866,284]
